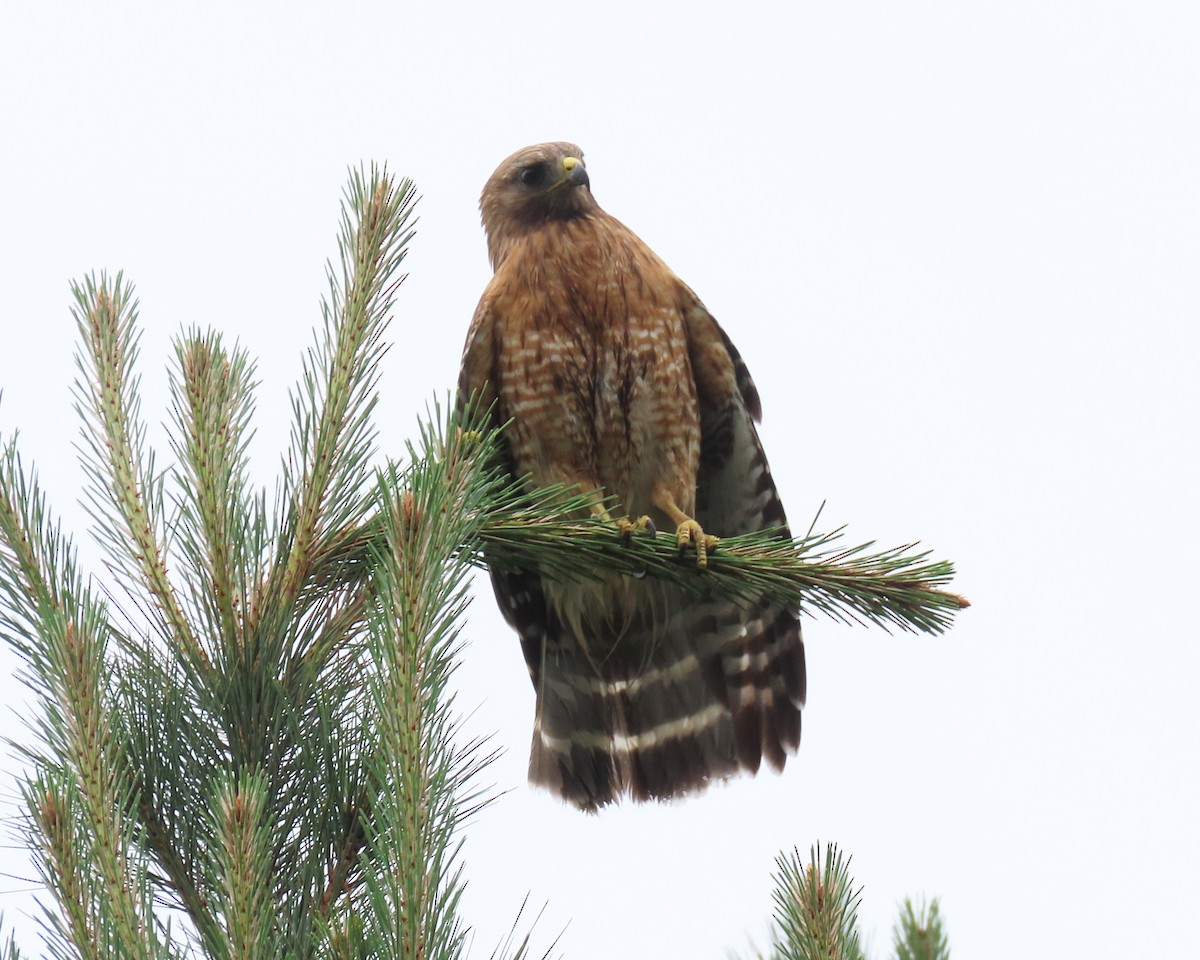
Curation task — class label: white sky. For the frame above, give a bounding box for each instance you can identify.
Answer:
[1,1,1197,957]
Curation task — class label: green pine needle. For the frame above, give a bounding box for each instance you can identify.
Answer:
[892,899,950,960]
[769,843,865,960]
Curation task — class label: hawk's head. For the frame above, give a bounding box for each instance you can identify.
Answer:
[480,141,599,268]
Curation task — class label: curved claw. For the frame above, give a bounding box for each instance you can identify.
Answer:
[614,515,657,543]
[675,519,719,569]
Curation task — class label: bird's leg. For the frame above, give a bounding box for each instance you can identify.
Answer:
[558,474,654,544]
[652,488,719,569]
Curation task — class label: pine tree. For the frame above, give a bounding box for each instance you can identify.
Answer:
[0,165,964,958]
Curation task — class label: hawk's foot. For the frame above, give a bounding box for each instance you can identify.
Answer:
[614,514,657,543]
[675,519,719,569]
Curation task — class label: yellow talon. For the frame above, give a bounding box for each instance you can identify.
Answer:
[614,515,656,541]
[675,519,719,569]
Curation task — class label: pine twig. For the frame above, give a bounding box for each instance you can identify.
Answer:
[275,167,417,610]
[769,843,865,960]
[318,424,968,639]
[354,419,499,960]
[892,898,950,960]
[71,273,206,671]
[1,440,170,959]
[476,504,968,636]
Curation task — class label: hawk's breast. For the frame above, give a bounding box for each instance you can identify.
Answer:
[496,216,701,521]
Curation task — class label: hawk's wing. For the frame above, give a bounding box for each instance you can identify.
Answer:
[457,296,500,426]
[686,302,788,533]
[457,294,542,676]
[683,296,807,768]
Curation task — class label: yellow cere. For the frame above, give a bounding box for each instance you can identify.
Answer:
[562,156,580,171]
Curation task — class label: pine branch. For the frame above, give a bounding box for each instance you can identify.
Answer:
[168,330,261,652]
[210,770,283,960]
[117,644,225,952]
[476,500,968,636]
[0,169,419,958]
[319,428,968,638]
[275,166,417,611]
[25,775,94,959]
[0,164,472,960]
[768,843,865,960]
[0,441,173,960]
[354,417,500,960]
[71,273,205,671]
[892,899,950,960]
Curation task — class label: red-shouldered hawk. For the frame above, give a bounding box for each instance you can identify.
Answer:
[459,142,805,810]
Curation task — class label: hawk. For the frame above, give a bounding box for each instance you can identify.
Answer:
[459,142,805,810]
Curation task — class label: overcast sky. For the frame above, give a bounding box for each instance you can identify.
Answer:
[1,1,1197,957]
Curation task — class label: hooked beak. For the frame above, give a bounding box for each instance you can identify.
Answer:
[562,155,590,189]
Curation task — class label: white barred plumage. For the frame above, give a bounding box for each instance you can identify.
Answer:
[459,142,805,809]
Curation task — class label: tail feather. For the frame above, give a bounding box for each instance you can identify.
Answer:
[501,569,804,810]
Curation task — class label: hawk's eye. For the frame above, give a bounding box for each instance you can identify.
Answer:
[518,164,547,188]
